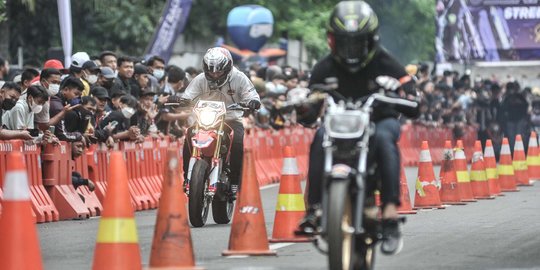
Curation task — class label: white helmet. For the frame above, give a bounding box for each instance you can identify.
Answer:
[203,47,233,89]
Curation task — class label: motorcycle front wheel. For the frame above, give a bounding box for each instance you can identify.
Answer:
[327,180,356,270]
[188,159,210,227]
[211,194,234,224]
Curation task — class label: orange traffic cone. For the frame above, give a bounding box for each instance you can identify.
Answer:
[470,141,495,199]
[439,141,466,205]
[484,140,503,196]
[498,138,519,192]
[398,162,417,214]
[148,149,202,269]
[526,132,540,182]
[0,151,43,270]
[93,151,142,270]
[270,146,312,243]
[454,140,477,202]
[513,135,532,186]
[222,149,277,256]
[413,141,445,210]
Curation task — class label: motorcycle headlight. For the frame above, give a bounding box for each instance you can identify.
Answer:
[325,112,366,139]
[199,110,218,126]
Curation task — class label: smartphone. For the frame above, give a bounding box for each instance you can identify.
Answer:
[28,129,39,137]
[109,121,118,129]
[48,126,55,134]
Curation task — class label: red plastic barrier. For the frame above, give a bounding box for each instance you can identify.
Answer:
[139,139,161,204]
[23,142,60,222]
[90,143,109,204]
[42,142,90,220]
[121,141,157,210]
[73,147,103,216]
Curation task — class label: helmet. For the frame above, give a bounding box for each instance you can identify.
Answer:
[327,1,379,73]
[203,47,233,89]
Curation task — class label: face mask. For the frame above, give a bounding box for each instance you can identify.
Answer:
[31,103,43,114]
[2,98,16,110]
[275,84,287,94]
[87,74,98,84]
[153,69,165,80]
[121,107,135,119]
[47,83,60,96]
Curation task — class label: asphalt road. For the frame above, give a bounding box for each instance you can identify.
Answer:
[38,167,540,270]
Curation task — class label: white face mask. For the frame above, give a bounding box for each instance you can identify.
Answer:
[87,74,98,84]
[153,69,165,80]
[47,83,60,96]
[121,107,135,119]
[31,102,43,114]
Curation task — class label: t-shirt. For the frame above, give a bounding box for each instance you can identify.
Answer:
[2,99,33,130]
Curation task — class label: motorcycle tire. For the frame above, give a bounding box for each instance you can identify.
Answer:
[327,180,357,270]
[211,194,234,224]
[188,159,210,227]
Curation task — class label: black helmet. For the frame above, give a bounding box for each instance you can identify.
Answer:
[203,47,233,89]
[327,1,379,73]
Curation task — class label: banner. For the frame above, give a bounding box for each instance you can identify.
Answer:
[436,0,540,62]
[57,0,72,67]
[144,0,193,63]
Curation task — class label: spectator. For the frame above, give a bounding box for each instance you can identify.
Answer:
[3,85,48,130]
[81,61,101,89]
[90,86,111,127]
[49,77,84,142]
[34,68,62,130]
[132,89,158,136]
[65,96,96,137]
[146,56,166,91]
[130,64,150,98]
[110,90,126,111]
[500,81,529,151]
[0,82,32,140]
[98,94,142,142]
[99,51,118,73]
[97,66,115,92]
[110,56,134,96]
[71,141,95,192]
[20,68,39,92]
[161,65,185,96]
[69,52,91,98]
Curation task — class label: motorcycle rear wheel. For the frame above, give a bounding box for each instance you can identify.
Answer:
[188,159,210,227]
[327,180,356,270]
[212,195,234,224]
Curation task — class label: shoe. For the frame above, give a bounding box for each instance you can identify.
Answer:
[296,205,320,235]
[380,218,403,255]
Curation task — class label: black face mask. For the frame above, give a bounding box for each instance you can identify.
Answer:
[2,98,17,110]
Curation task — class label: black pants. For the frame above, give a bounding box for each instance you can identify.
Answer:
[307,117,402,207]
[183,120,244,187]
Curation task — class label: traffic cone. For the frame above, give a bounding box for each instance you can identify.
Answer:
[93,151,142,270]
[498,137,519,192]
[398,162,417,214]
[148,149,202,269]
[526,132,540,182]
[484,140,503,196]
[513,135,532,186]
[470,141,495,199]
[0,151,43,270]
[413,141,445,210]
[453,140,477,202]
[439,141,466,205]
[270,146,312,243]
[222,149,277,256]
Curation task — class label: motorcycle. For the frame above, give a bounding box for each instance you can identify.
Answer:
[184,92,251,227]
[307,89,417,270]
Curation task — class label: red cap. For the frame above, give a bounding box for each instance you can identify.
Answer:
[43,59,69,74]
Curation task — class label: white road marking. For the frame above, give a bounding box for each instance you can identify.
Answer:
[260,183,280,190]
[269,242,295,250]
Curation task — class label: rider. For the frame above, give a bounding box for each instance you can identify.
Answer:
[181,47,261,197]
[297,1,420,255]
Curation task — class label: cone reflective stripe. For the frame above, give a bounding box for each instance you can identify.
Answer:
[0,151,43,270]
[223,149,277,256]
[439,141,466,205]
[270,146,311,243]
[93,151,141,270]
[453,140,477,202]
[498,137,519,192]
[149,149,202,269]
[484,140,503,196]
[526,132,540,181]
[513,135,532,186]
[469,141,494,199]
[413,141,444,210]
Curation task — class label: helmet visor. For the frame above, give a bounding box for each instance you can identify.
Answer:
[334,34,370,65]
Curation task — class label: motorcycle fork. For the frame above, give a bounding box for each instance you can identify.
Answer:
[208,120,225,189]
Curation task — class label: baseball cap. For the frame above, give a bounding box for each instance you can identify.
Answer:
[100,67,116,79]
[91,86,110,100]
[71,52,90,68]
[44,59,69,74]
[134,64,149,75]
[82,60,100,72]
[139,88,156,97]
